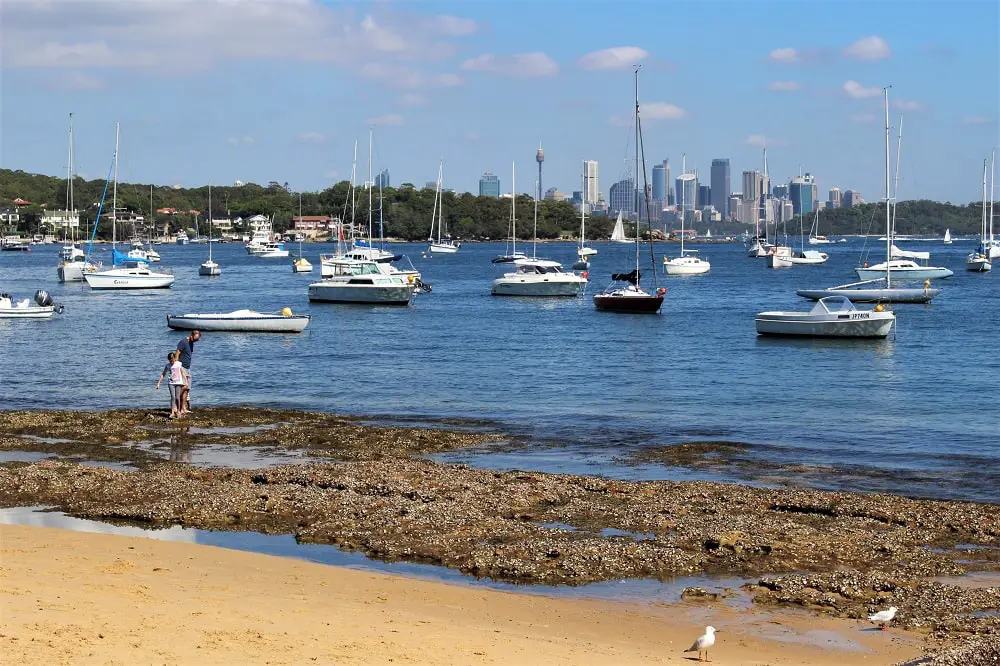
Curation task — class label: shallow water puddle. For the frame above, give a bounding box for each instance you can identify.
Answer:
[0,451,55,463]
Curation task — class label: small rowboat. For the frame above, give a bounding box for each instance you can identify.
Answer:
[166,309,310,333]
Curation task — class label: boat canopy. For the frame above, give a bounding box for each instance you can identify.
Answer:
[611,269,640,284]
[890,245,930,260]
[810,296,857,314]
[113,248,149,264]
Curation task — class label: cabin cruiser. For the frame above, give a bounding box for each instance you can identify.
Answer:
[308,259,415,305]
[491,258,587,297]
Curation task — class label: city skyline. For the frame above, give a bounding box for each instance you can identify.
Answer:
[1,1,997,205]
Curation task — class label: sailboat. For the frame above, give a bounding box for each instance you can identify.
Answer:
[492,162,527,263]
[786,207,829,264]
[966,156,992,272]
[664,154,710,275]
[797,88,941,303]
[855,115,952,281]
[57,113,99,283]
[594,66,666,314]
[943,228,952,244]
[746,149,773,258]
[291,192,313,273]
[609,211,632,243]
[808,206,832,244]
[492,180,587,297]
[85,123,175,290]
[427,161,460,254]
[200,183,221,276]
[983,150,999,260]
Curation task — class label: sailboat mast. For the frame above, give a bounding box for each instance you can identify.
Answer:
[883,87,892,288]
[990,150,995,243]
[149,185,153,246]
[438,162,445,241]
[367,129,373,244]
[680,154,686,255]
[580,161,586,250]
[66,113,73,244]
[511,161,517,255]
[112,122,119,248]
[891,114,904,236]
[982,160,988,242]
[208,183,213,260]
[298,191,303,255]
[634,66,640,276]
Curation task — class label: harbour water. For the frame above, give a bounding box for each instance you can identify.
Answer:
[2,238,998,502]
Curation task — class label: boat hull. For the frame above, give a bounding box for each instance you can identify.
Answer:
[756,312,895,338]
[199,262,222,276]
[491,276,585,297]
[57,262,93,282]
[856,267,953,280]
[428,243,459,254]
[84,270,175,289]
[966,258,992,272]
[664,259,710,275]
[593,294,663,313]
[766,254,793,268]
[166,313,310,333]
[0,306,55,319]
[796,287,940,304]
[308,283,413,305]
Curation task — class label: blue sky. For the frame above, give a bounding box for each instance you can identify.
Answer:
[1,0,997,204]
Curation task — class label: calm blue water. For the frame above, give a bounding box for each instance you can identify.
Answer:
[2,238,998,502]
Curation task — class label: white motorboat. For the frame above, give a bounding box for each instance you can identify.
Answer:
[766,245,793,268]
[0,291,63,319]
[756,296,895,338]
[808,236,832,245]
[250,240,289,258]
[58,253,100,282]
[175,231,190,245]
[664,156,710,276]
[146,247,161,262]
[308,260,415,305]
[492,258,587,296]
[609,211,632,243]
[166,309,310,333]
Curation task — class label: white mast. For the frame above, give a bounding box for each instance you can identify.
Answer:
[438,162,445,242]
[883,87,892,288]
[208,183,213,260]
[66,113,74,244]
[511,161,517,256]
[298,191,303,257]
[680,154,686,255]
[367,129,373,245]
[891,114,904,236]
[580,162,586,251]
[112,122,119,248]
[982,160,989,243]
[990,150,995,245]
[634,65,640,275]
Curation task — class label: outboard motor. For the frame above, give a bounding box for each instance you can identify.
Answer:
[34,290,53,307]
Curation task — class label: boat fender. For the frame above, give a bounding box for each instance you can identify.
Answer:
[581,272,589,279]
[923,280,931,289]
[863,262,868,267]
[408,274,415,283]
[656,288,667,296]
[874,304,885,312]
[282,307,293,316]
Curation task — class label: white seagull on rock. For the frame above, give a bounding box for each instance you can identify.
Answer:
[868,606,898,631]
[684,625,717,662]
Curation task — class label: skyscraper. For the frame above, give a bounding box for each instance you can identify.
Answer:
[698,185,712,209]
[536,144,544,201]
[710,159,730,218]
[652,162,667,201]
[742,170,763,204]
[828,187,841,208]
[479,171,500,198]
[663,159,672,205]
[789,173,816,216]
[375,168,390,188]
[609,178,634,218]
[675,173,698,213]
[583,160,599,204]
[843,190,863,207]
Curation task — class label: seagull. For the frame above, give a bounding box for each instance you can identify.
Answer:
[868,606,897,631]
[684,626,717,662]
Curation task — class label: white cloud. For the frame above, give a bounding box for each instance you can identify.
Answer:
[768,47,801,63]
[227,135,255,146]
[577,46,649,71]
[462,52,558,77]
[1,1,478,72]
[962,116,995,125]
[850,113,877,123]
[766,80,800,92]
[843,80,881,98]
[609,102,686,126]
[297,132,327,145]
[745,134,788,148]
[366,114,404,127]
[843,35,891,61]
[893,99,923,111]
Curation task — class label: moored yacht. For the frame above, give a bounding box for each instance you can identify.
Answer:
[308,259,414,305]
[491,258,586,296]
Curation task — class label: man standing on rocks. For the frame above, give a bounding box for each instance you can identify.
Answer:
[176,330,200,414]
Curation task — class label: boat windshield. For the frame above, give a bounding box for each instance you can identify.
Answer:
[812,296,856,314]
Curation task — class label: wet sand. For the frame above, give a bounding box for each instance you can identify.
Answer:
[1,524,922,665]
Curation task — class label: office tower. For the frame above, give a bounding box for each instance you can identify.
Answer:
[583,160,599,204]
[698,184,711,209]
[663,159,672,204]
[479,171,501,198]
[374,168,390,188]
[609,178,634,217]
[843,189,863,207]
[742,170,762,204]
[710,158,730,218]
[652,162,667,201]
[536,144,544,201]
[772,184,788,199]
[789,173,816,216]
[828,187,841,208]
[729,196,742,222]
[675,173,698,213]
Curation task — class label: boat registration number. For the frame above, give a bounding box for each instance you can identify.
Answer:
[851,313,871,319]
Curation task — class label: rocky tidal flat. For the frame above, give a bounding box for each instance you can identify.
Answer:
[1,408,998,659]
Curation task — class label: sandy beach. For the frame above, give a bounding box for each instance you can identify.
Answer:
[1,524,923,665]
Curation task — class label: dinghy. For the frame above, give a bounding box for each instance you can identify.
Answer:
[0,290,64,319]
[166,309,310,333]
[756,296,895,338]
